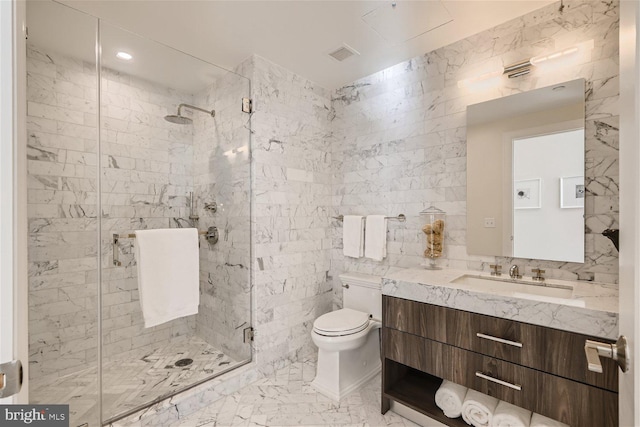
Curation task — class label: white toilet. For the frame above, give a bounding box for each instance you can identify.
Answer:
[310,272,382,401]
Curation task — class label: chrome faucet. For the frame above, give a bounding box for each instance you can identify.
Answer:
[531,268,545,282]
[489,264,502,276]
[509,265,522,279]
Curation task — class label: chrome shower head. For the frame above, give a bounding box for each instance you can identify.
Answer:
[164,103,215,125]
[164,114,193,125]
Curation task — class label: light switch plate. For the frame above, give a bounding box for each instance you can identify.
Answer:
[484,218,496,228]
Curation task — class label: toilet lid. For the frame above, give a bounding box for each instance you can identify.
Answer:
[313,308,370,336]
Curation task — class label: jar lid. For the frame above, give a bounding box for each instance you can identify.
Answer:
[420,205,446,215]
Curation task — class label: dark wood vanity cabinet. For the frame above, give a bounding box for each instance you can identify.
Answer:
[381,296,619,426]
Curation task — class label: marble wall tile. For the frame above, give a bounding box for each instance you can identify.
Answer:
[27,45,100,382]
[192,69,252,361]
[331,0,620,304]
[239,55,334,368]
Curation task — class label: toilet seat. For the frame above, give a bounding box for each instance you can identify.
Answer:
[313,308,370,337]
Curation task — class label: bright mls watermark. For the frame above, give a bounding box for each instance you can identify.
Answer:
[0,405,69,426]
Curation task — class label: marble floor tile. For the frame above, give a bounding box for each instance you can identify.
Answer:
[171,360,446,427]
[31,335,236,427]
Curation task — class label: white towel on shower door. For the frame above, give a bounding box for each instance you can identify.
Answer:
[135,228,200,328]
[365,215,387,261]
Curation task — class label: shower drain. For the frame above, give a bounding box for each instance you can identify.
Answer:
[175,358,193,367]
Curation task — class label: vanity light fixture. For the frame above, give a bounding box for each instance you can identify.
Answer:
[530,46,579,65]
[116,51,133,61]
[457,69,502,89]
[458,39,594,86]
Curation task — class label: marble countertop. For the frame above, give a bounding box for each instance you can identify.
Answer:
[382,268,619,339]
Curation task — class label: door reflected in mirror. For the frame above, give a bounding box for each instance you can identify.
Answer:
[466,79,585,263]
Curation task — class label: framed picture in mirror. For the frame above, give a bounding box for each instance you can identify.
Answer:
[560,176,585,208]
[514,178,541,209]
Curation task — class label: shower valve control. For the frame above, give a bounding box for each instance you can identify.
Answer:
[206,226,219,245]
[204,202,218,213]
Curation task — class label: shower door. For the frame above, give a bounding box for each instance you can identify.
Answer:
[99,21,252,424]
[25,2,252,425]
[25,2,100,426]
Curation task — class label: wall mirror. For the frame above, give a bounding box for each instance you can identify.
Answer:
[466,78,585,263]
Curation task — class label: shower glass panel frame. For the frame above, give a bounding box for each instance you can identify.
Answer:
[25,2,253,426]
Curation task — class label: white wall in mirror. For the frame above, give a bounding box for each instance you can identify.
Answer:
[512,129,584,262]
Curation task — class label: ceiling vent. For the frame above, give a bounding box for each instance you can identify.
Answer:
[328,44,360,62]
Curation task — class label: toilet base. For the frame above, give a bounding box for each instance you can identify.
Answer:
[311,329,381,401]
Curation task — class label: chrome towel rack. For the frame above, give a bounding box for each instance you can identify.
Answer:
[332,214,406,222]
[112,227,219,266]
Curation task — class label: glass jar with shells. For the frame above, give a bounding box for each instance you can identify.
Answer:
[420,206,446,270]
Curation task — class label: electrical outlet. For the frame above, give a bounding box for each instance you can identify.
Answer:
[484,218,496,228]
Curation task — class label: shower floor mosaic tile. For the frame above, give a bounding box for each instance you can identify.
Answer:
[30,336,236,426]
[170,361,446,427]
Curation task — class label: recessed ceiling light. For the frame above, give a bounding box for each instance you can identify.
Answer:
[116,51,132,61]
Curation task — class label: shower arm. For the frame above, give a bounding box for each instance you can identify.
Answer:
[178,103,215,118]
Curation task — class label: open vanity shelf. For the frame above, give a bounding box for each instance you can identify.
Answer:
[380,295,619,426]
[384,362,468,427]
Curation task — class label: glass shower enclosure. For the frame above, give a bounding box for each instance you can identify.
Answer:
[25,2,252,425]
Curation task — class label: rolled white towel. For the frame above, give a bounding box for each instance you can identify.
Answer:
[461,389,499,427]
[530,413,569,427]
[492,400,531,426]
[435,380,468,418]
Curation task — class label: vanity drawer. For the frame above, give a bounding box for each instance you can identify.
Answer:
[382,329,618,427]
[383,296,618,392]
[383,295,447,342]
[383,328,431,372]
[449,309,618,391]
[443,344,618,427]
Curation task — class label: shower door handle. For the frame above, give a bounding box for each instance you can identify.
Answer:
[0,360,23,398]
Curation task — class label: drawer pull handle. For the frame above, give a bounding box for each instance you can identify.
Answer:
[476,333,523,348]
[475,371,522,391]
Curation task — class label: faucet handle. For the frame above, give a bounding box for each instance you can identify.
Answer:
[531,268,545,281]
[489,264,502,276]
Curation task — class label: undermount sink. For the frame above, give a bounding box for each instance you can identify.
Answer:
[450,274,585,307]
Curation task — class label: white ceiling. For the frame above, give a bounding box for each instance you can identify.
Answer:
[45,0,554,91]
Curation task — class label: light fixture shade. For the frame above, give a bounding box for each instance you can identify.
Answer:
[530,39,594,66]
[116,51,133,61]
[457,69,502,89]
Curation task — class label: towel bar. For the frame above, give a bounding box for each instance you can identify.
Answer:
[332,214,406,222]
[112,227,218,266]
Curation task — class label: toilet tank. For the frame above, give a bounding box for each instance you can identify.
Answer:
[340,273,382,319]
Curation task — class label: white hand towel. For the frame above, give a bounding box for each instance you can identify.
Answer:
[492,401,531,427]
[435,380,468,418]
[343,215,365,258]
[529,413,569,427]
[365,215,387,261]
[135,228,200,328]
[462,389,499,427]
